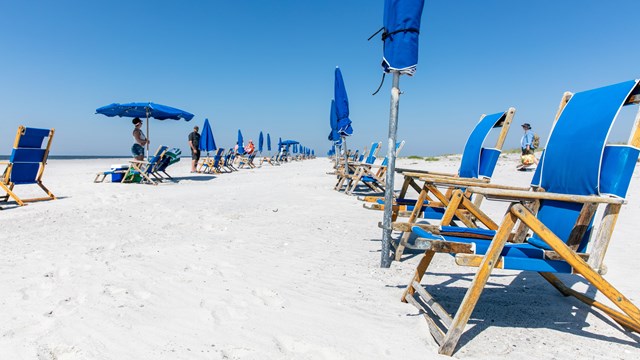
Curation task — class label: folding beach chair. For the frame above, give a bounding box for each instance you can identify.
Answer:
[237,153,257,169]
[0,126,56,206]
[199,148,224,173]
[400,80,640,356]
[362,108,515,210]
[153,147,181,180]
[334,141,382,191]
[122,145,167,185]
[370,109,517,260]
[344,141,405,195]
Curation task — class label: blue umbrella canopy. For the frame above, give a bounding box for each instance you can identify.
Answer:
[267,133,272,151]
[237,129,245,154]
[259,131,264,153]
[328,100,341,141]
[199,118,217,153]
[334,67,353,136]
[96,102,194,121]
[96,101,194,157]
[381,0,425,75]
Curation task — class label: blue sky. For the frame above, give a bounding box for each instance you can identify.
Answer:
[1,1,639,156]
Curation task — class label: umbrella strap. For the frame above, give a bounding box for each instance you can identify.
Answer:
[382,27,420,41]
[372,72,386,96]
[368,27,420,42]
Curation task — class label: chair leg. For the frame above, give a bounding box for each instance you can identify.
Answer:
[401,250,436,302]
[513,204,640,332]
[438,209,517,356]
[394,187,430,261]
[0,182,24,206]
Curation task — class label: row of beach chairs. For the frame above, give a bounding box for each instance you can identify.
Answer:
[331,80,640,356]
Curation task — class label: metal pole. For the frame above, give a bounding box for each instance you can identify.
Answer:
[342,136,348,175]
[145,107,150,160]
[381,71,401,268]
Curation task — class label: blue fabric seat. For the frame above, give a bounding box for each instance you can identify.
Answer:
[1,126,56,206]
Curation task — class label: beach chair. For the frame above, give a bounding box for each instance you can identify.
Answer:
[153,147,181,180]
[362,108,515,210]
[400,80,640,356]
[122,145,167,185]
[334,142,382,191]
[200,148,224,173]
[344,140,405,195]
[223,149,237,172]
[238,153,257,169]
[0,126,55,206]
[372,109,516,260]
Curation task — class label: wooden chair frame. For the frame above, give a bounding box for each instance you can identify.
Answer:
[400,91,640,356]
[0,126,56,206]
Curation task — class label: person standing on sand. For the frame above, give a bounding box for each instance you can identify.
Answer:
[131,117,149,161]
[519,122,538,169]
[188,125,201,173]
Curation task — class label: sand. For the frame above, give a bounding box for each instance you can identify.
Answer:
[0,155,639,359]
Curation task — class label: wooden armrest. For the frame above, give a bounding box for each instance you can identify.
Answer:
[396,168,457,177]
[466,187,626,204]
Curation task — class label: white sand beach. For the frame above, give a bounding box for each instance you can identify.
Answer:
[1,155,639,359]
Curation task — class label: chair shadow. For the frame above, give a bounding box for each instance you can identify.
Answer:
[394,271,640,349]
[171,175,216,182]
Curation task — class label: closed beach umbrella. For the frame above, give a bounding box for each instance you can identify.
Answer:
[199,118,216,155]
[377,0,425,268]
[259,131,264,153]
[334,67,353,173]
[96,102,194,157]
[237,129,245,155]
[267,133,272,152]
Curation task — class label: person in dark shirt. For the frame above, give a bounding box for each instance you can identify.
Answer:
[188,126,201,173]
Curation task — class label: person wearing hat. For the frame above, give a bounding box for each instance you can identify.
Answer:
[518,122,539,170]
[188,125,201,173]
[520,123,534,155]
[131,117,149,161]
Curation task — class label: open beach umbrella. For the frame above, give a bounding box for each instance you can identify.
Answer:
[259,131,264,153]
[237,129,245,155]
[377,0,425,268]
[199,118,217,156]
[267,133,272,152]
[96,102,194,157]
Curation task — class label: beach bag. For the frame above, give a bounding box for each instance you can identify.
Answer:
[521,154,536,166]
[531,133,540,150]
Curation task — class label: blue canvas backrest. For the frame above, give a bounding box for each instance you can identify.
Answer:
[9,127,52,185]
[458,112,507,178]
[380,141,404,166]
[365,142,379,164]
[528,80,639,252]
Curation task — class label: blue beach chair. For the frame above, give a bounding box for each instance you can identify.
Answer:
[200,148,225,173]
[334,141,382,191]
[122,145,167,185]
[153,147,181,180]
[345,140,405,195]
[0,126,56,206]
[400,80,640,356]
[382,108,518,260]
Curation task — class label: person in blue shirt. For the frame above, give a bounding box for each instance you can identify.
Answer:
[521,123,534,155]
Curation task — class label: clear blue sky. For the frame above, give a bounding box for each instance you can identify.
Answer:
[1,1,639,156]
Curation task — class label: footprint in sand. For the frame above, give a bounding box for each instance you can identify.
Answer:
[251,288,285,308]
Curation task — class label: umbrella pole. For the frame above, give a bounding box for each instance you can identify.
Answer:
[381,71,401,268]
[342,136,348,175]
[145,108,150,160]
